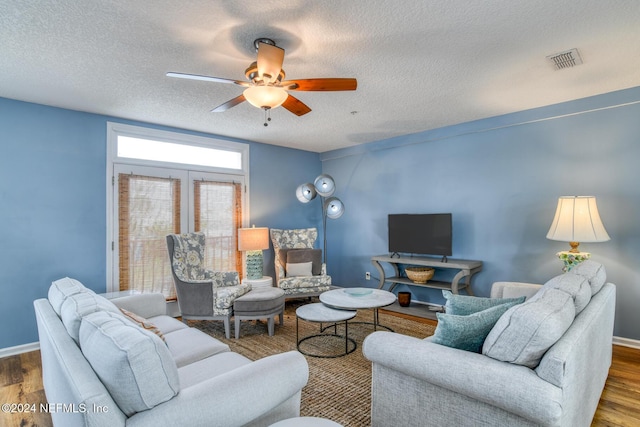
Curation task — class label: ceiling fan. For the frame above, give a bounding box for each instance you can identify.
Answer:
[167,38,357,125]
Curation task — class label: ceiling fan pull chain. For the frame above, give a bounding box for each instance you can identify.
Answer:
[263,107,272,127]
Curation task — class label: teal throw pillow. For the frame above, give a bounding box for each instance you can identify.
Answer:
[432,301,521,353]
[443,290,526,316]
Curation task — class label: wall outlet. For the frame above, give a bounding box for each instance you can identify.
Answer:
[365,272,371,280]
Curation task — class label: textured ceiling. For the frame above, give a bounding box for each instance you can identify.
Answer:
[1,1,639,152]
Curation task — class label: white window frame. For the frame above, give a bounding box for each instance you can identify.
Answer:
[106,122,250,292]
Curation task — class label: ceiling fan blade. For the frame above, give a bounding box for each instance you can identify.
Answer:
[166,72,250,87]
[211,94,246,112]
[281,78,357,91]
[256,42,285,83]
[282,94,312,116]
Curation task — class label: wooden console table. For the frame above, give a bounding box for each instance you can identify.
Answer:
[371,255,483,295]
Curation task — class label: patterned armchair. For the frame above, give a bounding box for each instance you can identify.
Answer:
[270,228,332,298]
[166,232,251,338]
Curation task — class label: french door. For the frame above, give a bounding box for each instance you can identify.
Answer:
[111,164,244,299]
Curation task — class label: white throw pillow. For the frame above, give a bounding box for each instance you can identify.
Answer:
[286,261,313,277]
[48,277,91,315]
[569,260,607,295]
[543,273,591,314]
[79,311,179,417]
[60,291,121,344]
[482,288,576,368]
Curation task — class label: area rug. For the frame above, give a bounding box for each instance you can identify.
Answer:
[190,299,436,427]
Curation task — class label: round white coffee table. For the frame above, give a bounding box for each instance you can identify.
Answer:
[319,288,397,331]
[296,303,357,358]
[270,416,343,426]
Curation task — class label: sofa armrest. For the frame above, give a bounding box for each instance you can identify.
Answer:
[363,331,562,425]
[490,281,542,299]
[126,351,309,427]
[110,293,167,318]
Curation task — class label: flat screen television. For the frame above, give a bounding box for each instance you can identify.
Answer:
[388,213,452,258]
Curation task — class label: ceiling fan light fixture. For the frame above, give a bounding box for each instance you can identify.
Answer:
[243,85,288,109]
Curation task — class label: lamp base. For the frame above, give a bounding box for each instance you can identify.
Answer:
[246,250,264,280]
[556,251,591,272]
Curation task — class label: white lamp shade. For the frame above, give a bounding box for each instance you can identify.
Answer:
[237,227,270,251]
[325,197,345,219]
[314,174,336,197]
[546,196,610,243]
[243,86,288,109]
[296,183,317,203]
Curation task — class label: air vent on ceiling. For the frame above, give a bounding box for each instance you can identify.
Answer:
[547,48,583,70]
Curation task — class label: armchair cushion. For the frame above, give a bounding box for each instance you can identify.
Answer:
[483,288,576,368]
[79,310,180,417]
[432,300,522,353]
[443,290,525,316]
[286,261,313,277]
[286,249,322,275]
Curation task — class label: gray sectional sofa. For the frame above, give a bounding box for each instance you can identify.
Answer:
[363,260,615,427]
[34,277,309,427]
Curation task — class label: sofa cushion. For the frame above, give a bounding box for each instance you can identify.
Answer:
[543,274,591,314]
[147,315,190,335]
[443,290,526,316]
[79,311,179,417]
[483,288,576,368]
[286,248,322,275]
[431,301,521,353]
[163,328,230,367]
[48,277,91,315]
[120,308,165,341]
[286,261,313,277]
[569,260,607,295]
[60,291,121,344]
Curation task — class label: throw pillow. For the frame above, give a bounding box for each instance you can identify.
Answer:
[482,288,576,368]
[287,248,322,275]
[60,291,121,344]
[443,290,526,316]
[120,308,166,341]
[431,301,521,353]
[286,261,313,277]
[79,311,179,417]
[48,277,92,316]
[568,260,607,295]
[543,273,591,314]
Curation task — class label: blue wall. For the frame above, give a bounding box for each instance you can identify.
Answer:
[3,85,640,348]
[0,97,320,349]
[321,87,640,340]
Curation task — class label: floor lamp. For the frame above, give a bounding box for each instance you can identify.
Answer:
[296,174,345,264]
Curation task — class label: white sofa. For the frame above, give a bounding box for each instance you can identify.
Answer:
[34,277,309,427]
[363,261,615,427]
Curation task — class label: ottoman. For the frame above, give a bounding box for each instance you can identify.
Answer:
[233,287,285,339]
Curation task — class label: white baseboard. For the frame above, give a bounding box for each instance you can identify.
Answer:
[0,342,40,358]
[613,336,640,349]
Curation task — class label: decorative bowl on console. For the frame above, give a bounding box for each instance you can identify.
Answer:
[405,267,434,284]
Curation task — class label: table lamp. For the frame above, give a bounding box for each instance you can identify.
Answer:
[546,196,610,271]
[238,226,270,279]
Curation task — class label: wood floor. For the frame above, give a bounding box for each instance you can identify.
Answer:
[1,340,638,426]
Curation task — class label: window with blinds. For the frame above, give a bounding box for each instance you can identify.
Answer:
[194,180,243,274]
[118,174,181,298]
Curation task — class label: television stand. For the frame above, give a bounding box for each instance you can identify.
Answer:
[371,255,482,296]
